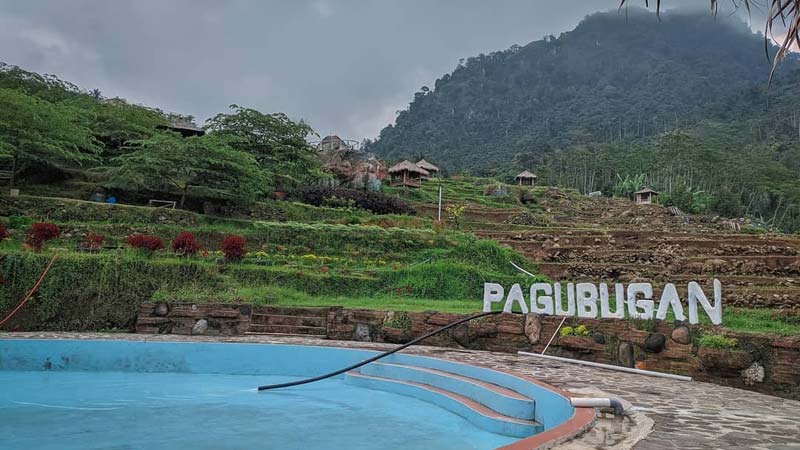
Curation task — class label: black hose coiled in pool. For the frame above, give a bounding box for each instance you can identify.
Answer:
[257,310,502,391]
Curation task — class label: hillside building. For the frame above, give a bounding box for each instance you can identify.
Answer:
[415,159,439,179]
[634,188,660,205]
[515,170,538,186]
[388,160,429,188]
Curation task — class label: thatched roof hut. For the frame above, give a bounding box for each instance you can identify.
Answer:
[515,170,538,186]
[388,160,429,188]
[416,159,439,174]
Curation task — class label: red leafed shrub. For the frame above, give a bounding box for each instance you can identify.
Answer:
[81,233,105,252]
[221,235,246,261]
[126,234,164,252]
[25,222,60,251]
[0,222,9,241]
[172,231,200,256]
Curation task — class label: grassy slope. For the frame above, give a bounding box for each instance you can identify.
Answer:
[2,178,798,335]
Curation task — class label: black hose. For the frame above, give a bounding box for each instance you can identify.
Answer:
[257,310,502,391]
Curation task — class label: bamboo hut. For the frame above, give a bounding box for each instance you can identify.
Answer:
[388,160,429,188]
[515,170,538,186]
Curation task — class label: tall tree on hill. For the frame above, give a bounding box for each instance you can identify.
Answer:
[0,88,98,187]
[204,105,320,191]
[109,132,265,208]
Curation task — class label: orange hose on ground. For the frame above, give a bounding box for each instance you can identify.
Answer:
[0,254,58,328]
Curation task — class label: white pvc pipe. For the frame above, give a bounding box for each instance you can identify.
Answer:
[570,397,625,414]
[570,397,614,408]
[518,351,693,382]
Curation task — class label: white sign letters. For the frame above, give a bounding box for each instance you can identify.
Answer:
[483,280,723,325]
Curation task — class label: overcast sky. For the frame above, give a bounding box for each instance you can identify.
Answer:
[0,1,758,140]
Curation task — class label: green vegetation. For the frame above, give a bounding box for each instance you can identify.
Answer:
[0,64,315,208]
[205,105,321,191]
[110,132,265,207]
[697,333,740,350]
[0,88,98,187]
[0,202,539,330]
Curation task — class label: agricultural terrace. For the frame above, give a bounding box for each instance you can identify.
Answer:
[1,176,799,337]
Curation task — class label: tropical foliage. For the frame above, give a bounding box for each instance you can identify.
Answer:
[109,132,265,207]
[204,105,320,190]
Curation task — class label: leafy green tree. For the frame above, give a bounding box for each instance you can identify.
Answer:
[0,88,98,187]
[68,97,168,155]
[204,105,320,190]
[109,132,264,208]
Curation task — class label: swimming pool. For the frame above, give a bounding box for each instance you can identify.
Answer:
[0,339,578,449]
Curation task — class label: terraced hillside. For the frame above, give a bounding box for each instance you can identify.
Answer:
[397,181,800,315]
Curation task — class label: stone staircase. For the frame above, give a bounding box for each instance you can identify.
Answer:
[345,355,552,438]
[247,306,330,337]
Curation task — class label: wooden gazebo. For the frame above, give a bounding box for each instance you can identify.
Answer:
[415,159,439,179]
[634,188,660,204]
[515,170,538,186]
[388,160,429,188]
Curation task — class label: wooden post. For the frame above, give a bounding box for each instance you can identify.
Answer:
[437,184,442,221]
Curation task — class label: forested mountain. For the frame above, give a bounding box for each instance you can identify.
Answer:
[366,9,799,168]
[366,9,800,232]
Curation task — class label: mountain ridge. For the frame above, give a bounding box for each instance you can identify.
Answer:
[366,9,799,170]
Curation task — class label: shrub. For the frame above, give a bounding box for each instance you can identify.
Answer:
[125,234,164,253]
[291,186,415,215]
[25,222,60,251]
[445,203,467,229]
[221,235,246,261]
[8,215,33,230]
[172,231,201,256]
[0,222,9,241]
[80,233,105,252]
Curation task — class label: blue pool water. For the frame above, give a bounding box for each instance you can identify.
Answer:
[0,340,572,449]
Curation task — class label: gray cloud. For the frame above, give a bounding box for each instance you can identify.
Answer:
[0,0,756,139]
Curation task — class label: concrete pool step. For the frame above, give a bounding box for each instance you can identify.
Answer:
[345,371,544,438]
[358,362,536,420]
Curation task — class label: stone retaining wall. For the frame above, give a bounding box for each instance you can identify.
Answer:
[136,302,800,400]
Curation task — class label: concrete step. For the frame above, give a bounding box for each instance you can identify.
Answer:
[359,362,535,420]
[345,371,543,438]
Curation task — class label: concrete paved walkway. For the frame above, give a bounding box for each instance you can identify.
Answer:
[2,332,798,450]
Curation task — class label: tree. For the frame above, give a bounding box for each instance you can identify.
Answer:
[204,105,320,190]
[0,88,98,187]
[62,97,168,157]
[109,132,265,208]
